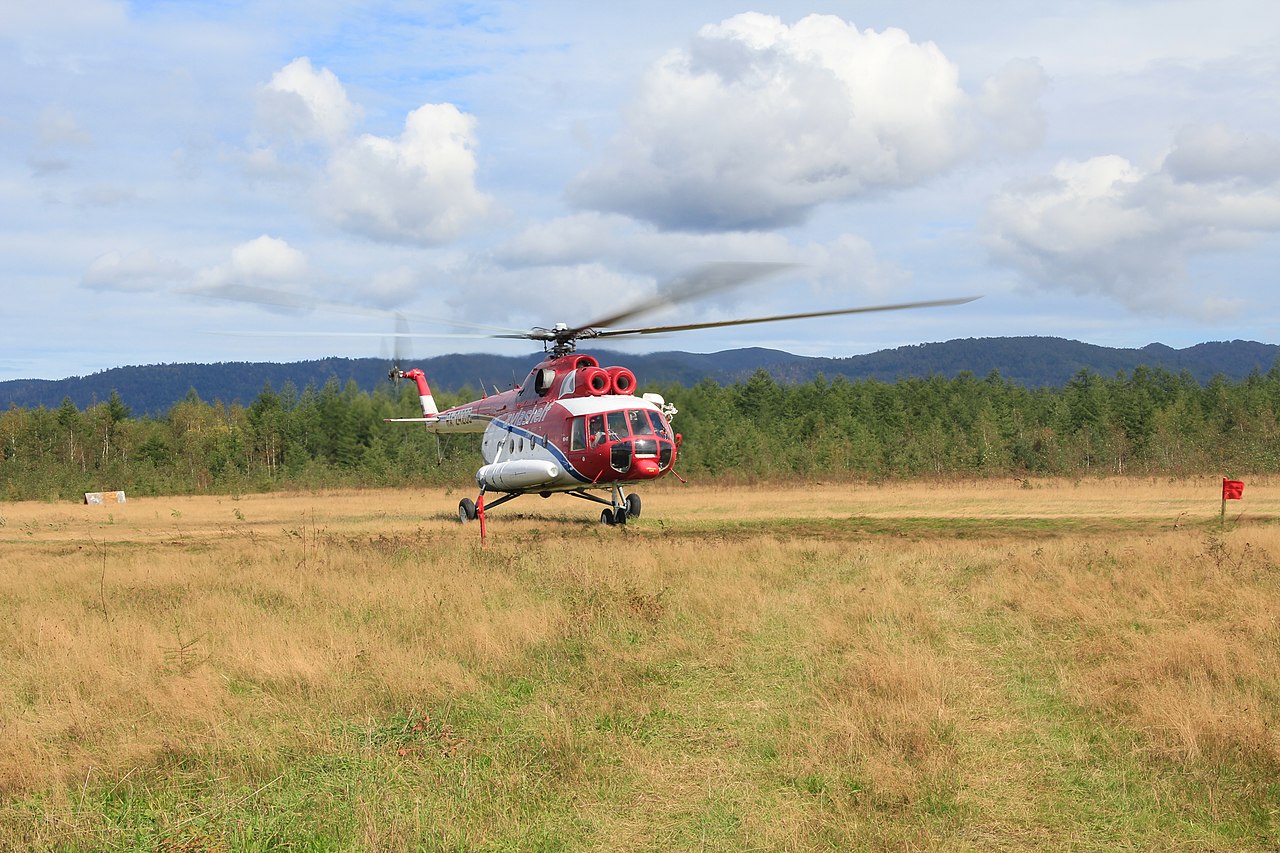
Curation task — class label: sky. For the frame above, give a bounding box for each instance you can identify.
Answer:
[2,0,1279,381]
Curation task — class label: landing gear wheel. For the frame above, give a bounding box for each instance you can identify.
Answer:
[625,493,642,519]
[613,507,628,526]
[600,508,615,526]
[458,498,477,523]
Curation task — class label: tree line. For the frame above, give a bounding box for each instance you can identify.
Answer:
[2,364,1277,501]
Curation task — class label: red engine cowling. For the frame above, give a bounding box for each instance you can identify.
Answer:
[579,366,610,396]
[607,366,636,395]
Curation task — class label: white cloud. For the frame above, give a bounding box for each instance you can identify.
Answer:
[985,125,1280,315]
[249,59,491,245]
[258,57,359,146]
[82,249,189,292]
[569,12,1044,231]
[323,102,492,244]
[193,235,309,294]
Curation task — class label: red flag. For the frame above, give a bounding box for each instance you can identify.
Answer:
[1223,478,1245,500]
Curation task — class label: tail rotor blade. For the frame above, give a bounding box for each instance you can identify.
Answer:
[386,313,413,384]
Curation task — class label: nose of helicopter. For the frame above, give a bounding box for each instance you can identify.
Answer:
[630,458,661,479]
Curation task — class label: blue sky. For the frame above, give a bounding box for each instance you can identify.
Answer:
[2,1,1278,381]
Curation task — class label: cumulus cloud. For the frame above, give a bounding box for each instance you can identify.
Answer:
[82,249,189,292]
[250,59,490,245]
[191,235,310,300]
[324,103,492,244]
[985,125,1280,314]
[258,57,359,146]
[569,12,1043,231]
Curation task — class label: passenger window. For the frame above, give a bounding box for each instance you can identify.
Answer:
[571,418,586,451]
[607,411,628,440]
[628,409,654,435]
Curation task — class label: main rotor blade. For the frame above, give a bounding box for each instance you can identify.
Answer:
[208,330,498,341]
[568,261,798,335]
[588,296,981,339]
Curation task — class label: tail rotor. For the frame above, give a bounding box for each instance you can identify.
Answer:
[386,313,412,385]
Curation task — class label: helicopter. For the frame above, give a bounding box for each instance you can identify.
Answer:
[381,263,977,529]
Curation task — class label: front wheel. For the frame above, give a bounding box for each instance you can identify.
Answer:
[600,508,615,526]
[625,493,642,519]
[458,498,477,523]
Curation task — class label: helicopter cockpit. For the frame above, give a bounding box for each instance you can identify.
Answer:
[569,407,675,474]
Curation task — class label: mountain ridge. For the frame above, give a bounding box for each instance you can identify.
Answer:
[3,336,1277,416]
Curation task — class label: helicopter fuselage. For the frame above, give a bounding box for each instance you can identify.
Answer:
[387,352,678,507]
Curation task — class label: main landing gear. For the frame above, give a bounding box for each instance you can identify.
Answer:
[573,486,641,526]
[456,487,642,526]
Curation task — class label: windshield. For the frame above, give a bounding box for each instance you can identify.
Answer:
[628,409,654,435]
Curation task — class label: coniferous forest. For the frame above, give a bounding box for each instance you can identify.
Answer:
[2,364,1278,502]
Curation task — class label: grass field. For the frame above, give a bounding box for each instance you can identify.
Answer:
[1,477,1278,851]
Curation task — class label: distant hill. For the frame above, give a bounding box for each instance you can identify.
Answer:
[2,337,1277,416]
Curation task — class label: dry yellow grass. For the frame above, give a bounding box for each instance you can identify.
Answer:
[0,477,1277,850]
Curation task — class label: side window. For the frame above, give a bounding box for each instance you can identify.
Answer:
[607,410,628,440]
[588,414,605,446]
[570,417,586,451]
[647,409,670,438]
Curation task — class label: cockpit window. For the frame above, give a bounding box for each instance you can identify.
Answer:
[628,409,654,436]
[646,409,670,438]
[606,410,628,440]
[588,414,606,446]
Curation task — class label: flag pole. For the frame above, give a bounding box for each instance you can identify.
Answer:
[1221,476,1227,527]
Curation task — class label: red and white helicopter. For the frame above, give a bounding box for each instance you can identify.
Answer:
[383,263,976,528]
